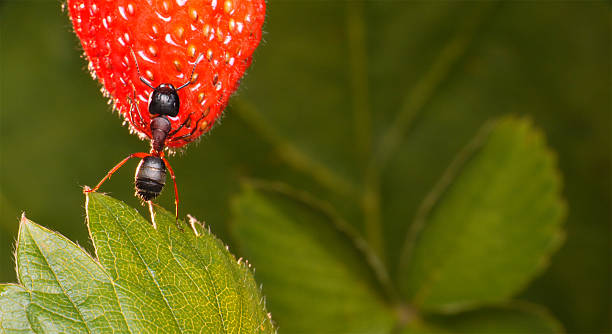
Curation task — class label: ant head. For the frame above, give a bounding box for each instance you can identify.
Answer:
[149,83,180,117]
[132,48,201,119]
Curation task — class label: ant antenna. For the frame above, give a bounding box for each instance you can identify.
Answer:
[130,48,155,89]
[176,53,204,91]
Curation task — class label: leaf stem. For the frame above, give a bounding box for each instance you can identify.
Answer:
[373,6,490,170]
[343,1,387,261]
[397,119,497,277]
[241,178,398,302]
[346,1,372,164]
[232,98,358,197]
[362,3,495,264]
[362,169,384,259]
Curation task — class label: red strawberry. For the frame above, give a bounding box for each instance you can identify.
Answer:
[68,0,265,223]
[67,0,265,149]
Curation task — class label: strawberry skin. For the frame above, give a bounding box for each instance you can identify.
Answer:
[68,0,265,149]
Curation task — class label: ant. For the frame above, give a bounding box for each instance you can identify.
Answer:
[86,50,203,229]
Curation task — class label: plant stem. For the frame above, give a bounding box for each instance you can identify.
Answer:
[344,1,386,258]
[362,3,494,266]
[397,120,497,292]
[233,98,358,198]
[346,1,372,164]
[243,178,397,301]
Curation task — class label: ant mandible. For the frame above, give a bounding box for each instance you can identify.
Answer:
[85,50,203,229]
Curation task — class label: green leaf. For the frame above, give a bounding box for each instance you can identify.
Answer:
[230,182,395,333]
[399,117,565,311]
[427,302,563,333]
[0,194,274,333]
[398,303,561,334]
[398,303,562,334]
[12,215,127,333]
[399,321,450,334]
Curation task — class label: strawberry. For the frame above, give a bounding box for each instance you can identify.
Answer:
[68,0,265,224]
[67,0,265,149]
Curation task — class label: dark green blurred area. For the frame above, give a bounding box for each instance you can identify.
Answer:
[0,1,609,333]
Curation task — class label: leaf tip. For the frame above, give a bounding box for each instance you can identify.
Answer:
[18,213,34,235]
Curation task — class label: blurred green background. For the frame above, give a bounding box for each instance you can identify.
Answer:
[1,1,609,333]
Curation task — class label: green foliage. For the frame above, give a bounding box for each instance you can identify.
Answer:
[399,304,563,334]
[0,1,608,333]
[400,119,565,310]
[231,184,394,333]
[426,303,563,333]
[231,118,565,333]
[0,193,274,333]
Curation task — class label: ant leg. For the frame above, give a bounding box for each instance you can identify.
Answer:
[168,116,191,137]
[169,114,206,143]
[162,157,182,230]
[129,84,147,129]
[168,132,191,143]
[147,200,157,229]
[126,94,139,128]
[86,152,150,193]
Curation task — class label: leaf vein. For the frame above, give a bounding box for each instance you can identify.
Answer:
[26,225,93,334]
[98,199,183,332]
[165,232,229,333]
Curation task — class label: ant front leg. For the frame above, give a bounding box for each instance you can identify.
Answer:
[167,116,191,138]
[162,157,182,230]
[169,114,206,144]
[86,152,151,193]
[127,84,147,129]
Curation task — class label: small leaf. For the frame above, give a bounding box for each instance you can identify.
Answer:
[0,194,274,333]
[15,215,127,333]
[230,183,395,333]
[398,303,562,333]
[400,322,450,334]
[427,302,563,333]
[399,117,566,311]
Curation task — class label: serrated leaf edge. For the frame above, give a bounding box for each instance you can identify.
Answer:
[231,178,397,304]
[398,116,567,313]
[11,214,132,334]
[86,192,277,333]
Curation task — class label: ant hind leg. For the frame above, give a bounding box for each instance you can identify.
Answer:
[162,157,183,231]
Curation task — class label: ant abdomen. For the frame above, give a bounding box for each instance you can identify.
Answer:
[135,156,166,201]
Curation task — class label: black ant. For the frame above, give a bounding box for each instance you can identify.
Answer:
[86,50,203,229]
